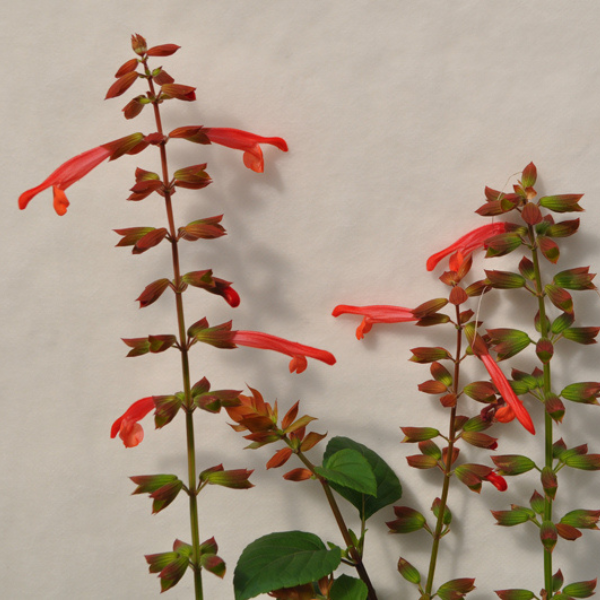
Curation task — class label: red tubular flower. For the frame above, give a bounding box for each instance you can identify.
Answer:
[485,471,508,491]
[426,222,508,271]
[479,353,535,434]
[170,126,288,173]
[19,146,111,215]
[204,128,288,173]
[19,133,146,215]
[232,330,335,374]
[332,304,417,339]
[111,397,155,447]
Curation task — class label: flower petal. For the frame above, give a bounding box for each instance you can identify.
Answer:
[111,397,155,448]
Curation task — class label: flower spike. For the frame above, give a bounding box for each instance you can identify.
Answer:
[332,304,417,339]
[232,330,335,373]
[426,222,508,271]
[111,397,155,447]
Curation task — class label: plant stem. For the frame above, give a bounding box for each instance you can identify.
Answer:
[296,451,379,600]
[528,224,553,598]
[423,305,462,599]
[145,61,203,599]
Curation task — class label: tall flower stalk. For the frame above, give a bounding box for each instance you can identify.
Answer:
[475,163,600,599]
[19,34,340,598]
[333,242,523,599]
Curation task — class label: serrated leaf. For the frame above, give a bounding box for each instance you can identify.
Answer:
[233,531,341,600]
[322,436,402,520]
[315,449,377,496]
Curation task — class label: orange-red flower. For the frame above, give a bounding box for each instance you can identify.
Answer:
[332,304,417,339]
[232,330,335,373]
[19,146,112,216]
[479,353,535,434]
[19,133,147,215]
[426,222,508,271]
[484,471,508,491]
[204,128,288,173]
[169,126,288,173]
[111,397,155,447]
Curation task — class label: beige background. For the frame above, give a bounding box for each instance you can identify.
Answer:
[4,1,600,598]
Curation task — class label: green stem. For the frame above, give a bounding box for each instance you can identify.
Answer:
[295,450,379,600]
[528,224,553,598]
[145,60,203,600]
[423,305,462,599]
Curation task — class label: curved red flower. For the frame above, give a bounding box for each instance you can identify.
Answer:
[19,146,111,216]
[232,330,335,373]
[479,353,535,434]
[426,222,508,271]
[332,304,417,339]
[485,471,508,491]
[204,128,288,173]
[111,397,155,447]
[19,133,146,215]
[169,126,288,173]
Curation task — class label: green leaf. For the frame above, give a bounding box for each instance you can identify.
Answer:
[315,449,377,496]
[329,574,368,600]
[233,531,341,600]
[322,436,402,520]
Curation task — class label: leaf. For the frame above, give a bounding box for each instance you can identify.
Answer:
[322,436,402,520]
[329,574,368,600]
[315,449,377,496]
[233,531,341,600]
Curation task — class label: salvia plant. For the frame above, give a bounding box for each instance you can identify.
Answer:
[18,35,600,600]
